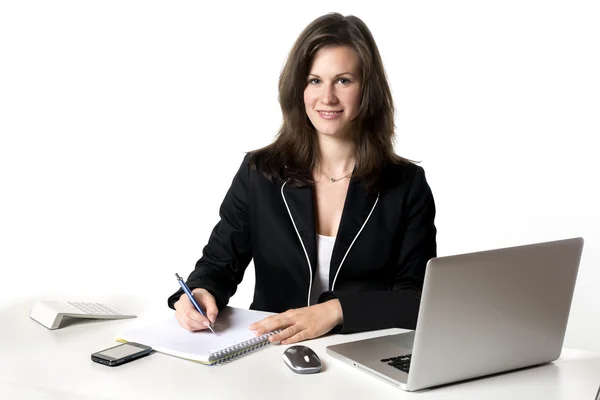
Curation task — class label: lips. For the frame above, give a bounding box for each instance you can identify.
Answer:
[317,110,343,121]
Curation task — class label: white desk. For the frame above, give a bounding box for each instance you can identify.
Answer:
[1,298,599,400]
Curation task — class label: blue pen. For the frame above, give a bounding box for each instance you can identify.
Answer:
[175,273,215,333]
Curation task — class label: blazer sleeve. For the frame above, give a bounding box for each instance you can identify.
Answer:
[167,155,253,310]
[319,166,437,333]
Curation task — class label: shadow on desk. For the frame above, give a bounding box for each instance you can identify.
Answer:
[0,296,150,342]
[421,362,559,390]
[406,355,600,399]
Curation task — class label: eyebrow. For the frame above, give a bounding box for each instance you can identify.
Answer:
[308,72,356,78]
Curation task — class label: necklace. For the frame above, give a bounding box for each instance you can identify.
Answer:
[325,171,353,182]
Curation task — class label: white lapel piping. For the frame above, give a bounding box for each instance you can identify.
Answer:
[331,193,380,290]
[281,181,380,304]
[280,181,314,306]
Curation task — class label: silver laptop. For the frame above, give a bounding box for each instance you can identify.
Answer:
[326,237,584,392]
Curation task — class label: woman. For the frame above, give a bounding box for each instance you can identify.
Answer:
[167,12,437,345]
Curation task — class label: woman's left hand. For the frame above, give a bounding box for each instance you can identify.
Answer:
[248,299,344,345]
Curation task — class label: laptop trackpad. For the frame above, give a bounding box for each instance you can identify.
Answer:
[382,331,416,351]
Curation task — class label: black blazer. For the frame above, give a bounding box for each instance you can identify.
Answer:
[167,155,437,333]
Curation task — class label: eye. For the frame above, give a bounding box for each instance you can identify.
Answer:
[308,78,321,85]
[337,78,351,85]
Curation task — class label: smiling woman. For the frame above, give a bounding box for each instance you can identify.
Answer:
[304,46,362,138]
[167,12,437,345]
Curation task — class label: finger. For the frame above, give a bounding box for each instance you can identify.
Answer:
[174,305,205,331]
[280,331,307,345]
[175,313,206,332]
[249,308,299,331]
[184,306,212,328]
[251,315,291,336]
[196,292,218,323]
[269,324,299,343]
[248,314,275,332]
[186,289,215,325]
[180,313,206,331]
[175,294,211,330]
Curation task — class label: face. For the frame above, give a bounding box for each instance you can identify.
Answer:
[303,46,362,138]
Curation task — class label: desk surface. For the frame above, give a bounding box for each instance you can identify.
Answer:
[1,298,599,400]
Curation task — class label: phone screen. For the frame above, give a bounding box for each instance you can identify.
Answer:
[99,343,146,359]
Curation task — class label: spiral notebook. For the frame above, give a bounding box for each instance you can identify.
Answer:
[116,306,279,365]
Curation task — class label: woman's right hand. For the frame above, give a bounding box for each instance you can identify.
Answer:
[174,288,218,332]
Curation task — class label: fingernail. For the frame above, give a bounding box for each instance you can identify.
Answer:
[203,321,210,327]
[209,314,216,323]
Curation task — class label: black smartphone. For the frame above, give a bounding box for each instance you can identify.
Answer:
[91,342,153,367]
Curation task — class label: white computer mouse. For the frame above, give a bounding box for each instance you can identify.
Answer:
[282,345,322,374]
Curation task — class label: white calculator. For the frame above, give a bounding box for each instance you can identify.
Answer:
[29,300,136,330]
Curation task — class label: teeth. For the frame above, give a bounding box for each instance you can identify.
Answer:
[320,111,341,115]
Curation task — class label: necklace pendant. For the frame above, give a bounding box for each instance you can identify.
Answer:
[330,177,336,182]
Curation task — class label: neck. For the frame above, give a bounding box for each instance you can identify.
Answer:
[315,133,356,177]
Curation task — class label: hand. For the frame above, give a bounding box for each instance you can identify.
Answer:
[174,288,218,332]
[248,300,343,345]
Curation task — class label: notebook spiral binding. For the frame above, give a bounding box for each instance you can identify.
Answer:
[210,330,281,365]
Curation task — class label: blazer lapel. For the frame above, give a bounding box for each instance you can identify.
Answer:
[280,183,318,283]
[330,178,378,288]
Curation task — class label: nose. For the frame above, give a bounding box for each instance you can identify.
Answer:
[320,83,338,105]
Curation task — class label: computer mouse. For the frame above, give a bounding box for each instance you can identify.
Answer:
[282,345,322,374]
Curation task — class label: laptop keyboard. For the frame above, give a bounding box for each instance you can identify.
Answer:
[380,354,411,373]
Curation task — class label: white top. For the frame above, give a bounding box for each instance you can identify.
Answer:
[310,234,336,306]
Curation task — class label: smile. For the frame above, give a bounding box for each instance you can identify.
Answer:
[317,110,343,120]
[318,111,342,115]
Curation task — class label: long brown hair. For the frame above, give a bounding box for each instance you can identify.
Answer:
[249,12,407,193]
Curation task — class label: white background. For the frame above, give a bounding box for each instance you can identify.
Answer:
[1,1,599,350]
